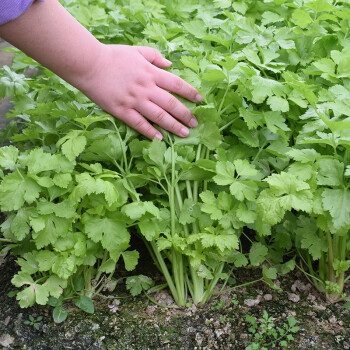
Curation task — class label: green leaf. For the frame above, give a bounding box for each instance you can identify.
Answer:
[263,266,277,280]
[200,232,239,252]
[179,199,201,225]
[126,275,154,296]
[138,220,161,241]
[58,132,87,162]
[0,146,19,169]
[53,306,68,323]
[36,250,57,271]
[292,9,313,28]
[30,214,71,249]
[200,191,223,220]
[232,252,249,267]
[213,161,236,185]
[0,171,41,211]
[296,216,328,260]
[53,173,72,188]
[143,138,166,169]
[249,243,268,266]
[74,296,94,314]
[122,201,159,220]
[11,208,31,241]
[83,214,130,253]
[121,250,139,271]
[322,188,350,231]
[317,159,344,187]
[286,149,319,163]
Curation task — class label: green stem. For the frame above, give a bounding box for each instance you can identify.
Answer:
[150,241,179,305]
[218,81,230,114]
[200,262,225,304]
[143,290,178,308]
[213,277,263,295]
[325,231,335,283]
[169,144,186,305]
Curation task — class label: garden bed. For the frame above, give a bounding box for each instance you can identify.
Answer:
[1,250,349,350]
[1,1,350,349]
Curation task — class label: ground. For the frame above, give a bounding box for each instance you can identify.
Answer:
[0,250,349,350]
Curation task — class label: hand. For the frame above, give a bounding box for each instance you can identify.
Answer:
[75,44,202,140]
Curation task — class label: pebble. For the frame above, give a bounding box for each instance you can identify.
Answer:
[329,316,337,324]
[264,294,272,301]
[244,298,260,307]
[215,329,224,338]
[313,304,326,311]
[307,294,316,302]
[291,280,311,293]
[0,334,14,348]
[288,293,300,303]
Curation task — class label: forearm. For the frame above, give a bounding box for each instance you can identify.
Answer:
[0,0,201,140]
[0,0,101,87]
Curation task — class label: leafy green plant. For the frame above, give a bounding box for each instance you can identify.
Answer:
[245,311,299,350]
[1,0,350,312]
[24,314,43,331]
[0,117,140,316]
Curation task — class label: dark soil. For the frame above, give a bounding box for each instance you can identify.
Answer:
[0,247,350,350]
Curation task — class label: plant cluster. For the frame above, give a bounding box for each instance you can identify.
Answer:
[0,0,350,320]
[245,310,299,349]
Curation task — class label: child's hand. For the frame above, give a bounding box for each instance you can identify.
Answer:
[75,44,201,140]
[0,0,201,140]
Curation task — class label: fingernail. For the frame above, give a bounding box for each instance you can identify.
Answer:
[180,127,189,137]
[165,59,172,65]
[155,133,163,140]
[189,117,198,127]
[195,94,202,102]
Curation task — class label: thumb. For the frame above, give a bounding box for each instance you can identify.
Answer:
[136,46,172,68]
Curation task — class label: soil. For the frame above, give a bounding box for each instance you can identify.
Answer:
[0,246,349,350]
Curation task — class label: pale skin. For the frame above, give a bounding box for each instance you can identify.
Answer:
[0,0,202,140]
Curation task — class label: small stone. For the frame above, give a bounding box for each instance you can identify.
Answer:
[264,294,272,301]
[288,293,300,303]
[0,334,14,348]
[240,333,248,340]
[4,316,10,326]
[91,323,100,331]
[307,294,316,302]
[329,316,337,324]
[313,304,326,311]
[244,298,260,307]
[215,329,224,337]
[195,333,204,346]
[146,306,156,316]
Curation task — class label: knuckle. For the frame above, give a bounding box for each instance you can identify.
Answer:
[154,110,166,123]
[134,118,147,129]
[143,64,154,75]
[174,78,183,91]
[145,124,154,135]
[184,110,193,123]
[167,96,178,111]
[122,96,135,107]
[171,120,180,132]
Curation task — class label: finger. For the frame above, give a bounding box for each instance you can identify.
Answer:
[150,88,198,128]
[119,109,163,140]
[137,101,190,138]
[155,69,202,103]
[136,46,172,69]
